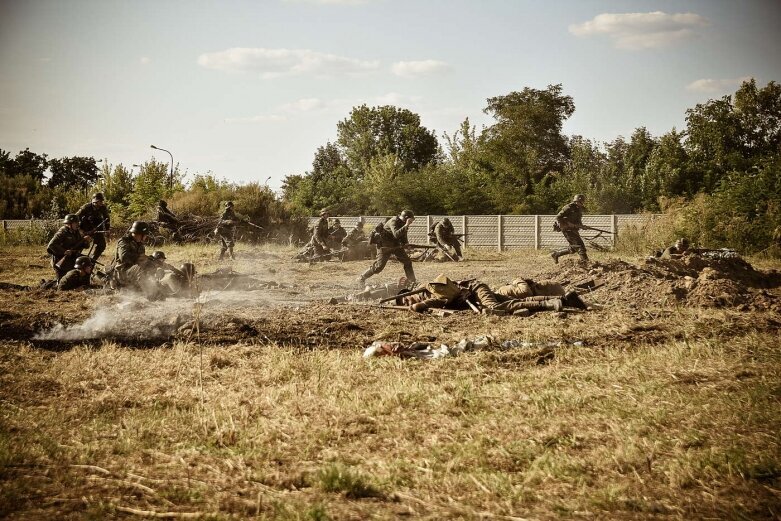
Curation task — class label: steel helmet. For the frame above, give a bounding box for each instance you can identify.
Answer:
[152,251,166,261]
[333,218,341,225]
[74,256,93,269]
[129,221,149,234]
[226,201,234,208]
[92,192,105,201]
[400,209,415,220]
[180,263,196,279]
[676,237,690,248]
[573,194,586,204]
[159,200,167,208]
[63,214,79,225]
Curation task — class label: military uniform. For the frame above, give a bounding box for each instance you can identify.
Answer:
[156,204,179,230]
[341,225,372,261]
[76,201,110,261]
[312,216,331,257]
[360,216,416,284]
[57,269,93,291]
[553,201,588,262]
[433,220,463,260]
[328,223,347,249]
[660,244,686,259]
[495,278,565,299]
[112,234,152,291]
[47,225,89,279]
[217,207,237,259]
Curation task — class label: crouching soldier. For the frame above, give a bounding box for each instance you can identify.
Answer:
[47,214,91,280]
[58,256,99,291]
[111,221,159,297]
[159,262,197,298]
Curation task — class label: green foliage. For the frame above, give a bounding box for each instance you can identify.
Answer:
[48,156,99,189]
[128,159,183,217]
[316,463,383,499]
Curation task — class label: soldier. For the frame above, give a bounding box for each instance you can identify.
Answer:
[47,214,91,279]
[111,221,158,297]
[217,201,237,260]
[156,200,180,231]
[551,194,588,264]
[495,278,565,300]
[159,263,197,298]
[431,217,463,260]
[328,218,347,249]
[58,256,98,291]
[358,209,416,287]
[311,208,332,259]
[660,237,690,259]
[76,192,110,263]
[341,221,373,261]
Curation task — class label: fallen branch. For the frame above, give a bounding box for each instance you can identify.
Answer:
[70,464,110,475]
[115,506,213,519]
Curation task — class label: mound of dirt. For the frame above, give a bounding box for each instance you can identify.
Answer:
[542,257,781,311]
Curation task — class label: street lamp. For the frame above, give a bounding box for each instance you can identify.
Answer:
[150,144,174,189]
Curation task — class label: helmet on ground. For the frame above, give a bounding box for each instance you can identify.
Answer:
[180,263,196,279]
[129,221,149,234]
[226,201,234,208]
[159,200,167,208]
[63,214,79,225]
[74,256,93,269]
[573,194,586,204]
[400,209,415,220]
[92,192,105,202]
[152,251,166,261]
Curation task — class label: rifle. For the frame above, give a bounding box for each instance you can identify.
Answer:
[308,248,349,263]
[580,225,613,234]
[379,286,427,304]
[242,220,264,231]
[406,244,437,249]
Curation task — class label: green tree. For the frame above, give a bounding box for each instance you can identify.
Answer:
[481,84,575,200]
[128,159,182,217]
[0,148,49,182]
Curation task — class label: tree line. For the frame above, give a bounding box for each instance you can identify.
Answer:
[2,79,779,253]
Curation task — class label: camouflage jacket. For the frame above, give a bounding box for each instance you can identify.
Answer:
[57,269,92,291]
[76,202,110,232]
[555,202,583,230]
[313,217,330,247]
[47,226,89,258]
[381,216,410,248]
[114,234,146,271]
[218,208,237,229]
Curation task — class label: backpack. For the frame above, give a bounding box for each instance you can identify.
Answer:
[369,223,385,245]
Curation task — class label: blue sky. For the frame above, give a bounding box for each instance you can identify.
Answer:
[1,0,779,189]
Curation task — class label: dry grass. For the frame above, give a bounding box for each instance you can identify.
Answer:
[1,243,780,519]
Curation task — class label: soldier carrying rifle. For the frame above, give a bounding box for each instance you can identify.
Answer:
[47,214,92,280]
[358,209,417,287]
[430,217,464,261]
[551,194,589,264]
[76,192,110,263]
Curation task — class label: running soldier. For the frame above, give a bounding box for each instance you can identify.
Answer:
[358,209,416,287]
[47,214,91,279]
[217,201,237,260]
[551,194,588,264]
[76,192,110,263]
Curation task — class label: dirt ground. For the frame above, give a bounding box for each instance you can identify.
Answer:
[1,243,780,519]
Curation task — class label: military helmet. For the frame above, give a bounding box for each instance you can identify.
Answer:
[74,256,93,269]
[180,263,196,279]
[152,251,166,261]
[333,218,341,225]
[159,200,167,208]
[443,217,451,224]
[356,220,364,228]
[92,192,105,201]
[226,201,234,208]
[573,194,586,204]
[63,214,79,225]
[129,221,149,234]
[676,237,690,248]
[319,207,330,216]
[400,209,415,220]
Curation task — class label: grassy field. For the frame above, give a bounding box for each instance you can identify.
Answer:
[1,241,780,519]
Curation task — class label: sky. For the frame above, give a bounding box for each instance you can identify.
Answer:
[1,0,780,190]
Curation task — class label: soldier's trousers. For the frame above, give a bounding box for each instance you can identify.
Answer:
[556,229,588,260]
[495,279,565,299]
[219,227,235,254]
[52,254,78,280]
[437,239,462,259]
[362,247,415,283]
[90,234,106,261]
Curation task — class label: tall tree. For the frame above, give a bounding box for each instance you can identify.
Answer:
[0,148,49,182]
[47,156,99,189]
[481,84,575,197]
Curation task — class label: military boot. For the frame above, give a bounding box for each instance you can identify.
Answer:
[520,295,552,302]
[562,290,587,310]
[551,248,570,264]
[228,248,236,260]
[522,299,563,312]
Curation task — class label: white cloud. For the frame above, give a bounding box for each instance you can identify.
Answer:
[373,92,422,105]
[391,60,451,78]
[224,114,287,124]
[139,57,151,65]
[279,98,326,112]
[686,76,752,93]
[197,47,379,78]
[569,11,709,50]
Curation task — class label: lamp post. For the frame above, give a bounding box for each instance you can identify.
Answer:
[150,145,174,189]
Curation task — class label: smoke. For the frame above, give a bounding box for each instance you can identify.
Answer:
[33,289,298,342]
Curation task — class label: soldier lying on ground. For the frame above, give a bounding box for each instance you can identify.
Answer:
[398,274,586,316]
[58,256,101,291]
[47,214,92,280]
